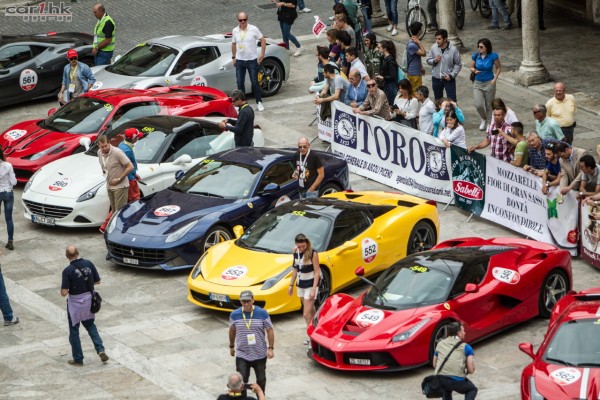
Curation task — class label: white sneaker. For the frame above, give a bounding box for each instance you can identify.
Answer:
[293,48,304,57]
[386,24,393,32]
[257,102,265,112]
[391,28,398,36]
[478,119,487,131]
[300,7,311,13]
[328,16,335,21]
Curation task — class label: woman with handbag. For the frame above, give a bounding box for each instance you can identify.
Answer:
[469,38,501,133]
[276,0,303,56]
[392,79,419,128]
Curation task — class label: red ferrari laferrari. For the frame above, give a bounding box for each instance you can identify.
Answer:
[308,237,572,371]
[519,288,600,400]
[0,86,236,182]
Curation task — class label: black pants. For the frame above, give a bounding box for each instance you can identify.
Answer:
[236,356,267,394]
[440,376,478,400]
[561,123,575,145]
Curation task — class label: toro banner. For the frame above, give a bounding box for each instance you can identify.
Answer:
[329,101,453,203]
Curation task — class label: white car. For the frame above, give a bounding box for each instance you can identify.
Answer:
[21,116,264,227]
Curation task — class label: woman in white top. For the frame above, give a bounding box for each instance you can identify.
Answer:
[393,79,420,129]
[439,109,466,149]
[0,147,16,250]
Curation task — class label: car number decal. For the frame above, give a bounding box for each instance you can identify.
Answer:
[154,205,180,217]
[221,265,248,280]
[409,266,428,273]
[361,238,378,263]
[191,76,207,86]
[291,211,306,216]
[20,69,38,91]
[103,104,113,111]
[4,129,27,140]
[201,159,213,164]
[355,309,384,328]
[90,81,103,91]
[48,177,71,191]
[275,195,291,207]
[141,126,155,133]
[492,267,520,284]
[550,367,581,385]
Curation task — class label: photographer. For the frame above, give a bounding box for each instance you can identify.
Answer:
[218,372,265,400]
[468,105,513,162]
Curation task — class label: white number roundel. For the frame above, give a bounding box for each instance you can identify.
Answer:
[355,309,384,328]
[492,267,520,284]
[48,177,72,191]
[550,367,581,385]
[20,69,38,91]
[362,238,378,263]
[221,265,248,280]
[154,205,181,217]
[4,129,27,140]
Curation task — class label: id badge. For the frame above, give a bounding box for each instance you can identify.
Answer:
[68,83,76,93]
[299,178,305,188]
[246,334,256,345]
[238,44,245,52]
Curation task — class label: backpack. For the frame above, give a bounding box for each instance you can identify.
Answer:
[396,61,406,83]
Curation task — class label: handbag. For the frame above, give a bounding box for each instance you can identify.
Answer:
[469,71,476,82]
[421,341,463,398]
[74,262,102,314]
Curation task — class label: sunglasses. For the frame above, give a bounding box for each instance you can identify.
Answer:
[367,83,377,88]
[240,300,252,303]
[238,18,247,22]
[69,57,78,61]
[478,45,485,49]
[298,145,308,149]
[533,110,541,114]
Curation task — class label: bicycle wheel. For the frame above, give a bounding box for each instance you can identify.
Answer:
[470,0,478,11]
[406,7,427,39]
[456,0,465,29]
[480,0,492,18]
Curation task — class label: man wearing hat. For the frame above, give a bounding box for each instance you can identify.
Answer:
[59,49,96,104]
[228,290,275,396]
[118,128,143,202]
[219,91,254,148]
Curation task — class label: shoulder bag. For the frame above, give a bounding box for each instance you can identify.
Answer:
[74,261,102,314]
[421,340,463,398]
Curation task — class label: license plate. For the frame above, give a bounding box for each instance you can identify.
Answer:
[32,214,55,226]
[349,358,371,365]
[122,257,139,265]
[210,293,229,302]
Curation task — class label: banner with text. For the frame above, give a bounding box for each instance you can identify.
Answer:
[450,147,486,216]
[580,201,600,267]
[316,103,333,142]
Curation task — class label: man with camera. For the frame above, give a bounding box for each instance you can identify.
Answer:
[468,105,513,162]
[217,372,266,400]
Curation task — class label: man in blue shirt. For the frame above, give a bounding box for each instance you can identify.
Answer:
[118,128,142,202]
[345,69,368,108]
[541,141,562,195]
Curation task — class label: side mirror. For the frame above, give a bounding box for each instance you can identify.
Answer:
[355,266,365,276]
[79,137,91,150]
[175,170,185,181]
[48,107,57,116]
[261,182,279,194]
[336,241,358,255]
[518,342,535,359]
[178,68,194,78]
[233,225,244,239]
[173,154,192,165]
[465,283,478,293]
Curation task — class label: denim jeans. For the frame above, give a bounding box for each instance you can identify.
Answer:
[490,0,511,27]
[235,59,262,103]
[279,21,301,50]
[432,76,457,102]
[297,0,305,10]
[383,80,398,107]
[236,356,267,394]
[94,50,113,66]
[473,80,496,123]
[299,189,319,199]
[67,307,105,363]
[427,0,438,27]
[0,267,14,322]
[383,0,398,25]
[0,191,14,241]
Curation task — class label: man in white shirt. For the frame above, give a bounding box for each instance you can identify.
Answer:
[232,12,267,112]
[345,47,369,80]
[415,86,435,135]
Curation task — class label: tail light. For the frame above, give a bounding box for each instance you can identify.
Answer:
[426,200,437,207]
[277,42,288,49]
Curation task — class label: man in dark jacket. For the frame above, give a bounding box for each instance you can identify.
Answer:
[219,90,254,147]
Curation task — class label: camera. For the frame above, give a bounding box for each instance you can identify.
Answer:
[491,129,499,135]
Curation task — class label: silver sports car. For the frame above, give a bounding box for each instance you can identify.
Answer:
[90,34,290,97]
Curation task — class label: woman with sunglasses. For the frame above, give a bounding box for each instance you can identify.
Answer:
[469,38,501,133]
[288,233,321,344]
[392,78,419,129]
[59,49,96,104]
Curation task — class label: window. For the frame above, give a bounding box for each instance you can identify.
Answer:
[163,126,205,162]
[257,161,295,192]
[449,262,488,298]
[172,47,218,75]
[0,45,32,69]
[328,210,371,249]
[111,103,160,129]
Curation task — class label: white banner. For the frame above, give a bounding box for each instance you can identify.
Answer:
[316,103,333,142]
[328,101,453,203]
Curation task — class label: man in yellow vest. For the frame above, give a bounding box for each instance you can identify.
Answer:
[92,3,116,66]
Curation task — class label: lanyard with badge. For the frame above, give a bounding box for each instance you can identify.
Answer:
[298,149,310,188]
[242,306,256,345]
[68,65,78,93]
[237,28,247,53]
[101,150,110,176]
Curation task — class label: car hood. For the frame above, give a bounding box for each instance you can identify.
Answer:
[28,153,103,199]
[116,189,237,236]
[315,297,419,342]
[534,363,600,399]
[200,240,293,287]
[91,66,158,90]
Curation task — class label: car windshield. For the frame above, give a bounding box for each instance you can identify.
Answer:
[236,208,331,253]
[43,97,112,133]
[363,256,454,310]
[105,43,178,77]
[131,129,169,163]
[171,159,260,198]
[543,319,600,367]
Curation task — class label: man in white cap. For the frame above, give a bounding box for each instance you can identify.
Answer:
[228,290,275,396]
[118,128,143,202]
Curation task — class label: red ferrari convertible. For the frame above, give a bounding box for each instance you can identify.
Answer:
[308,237,572,371]
[519,288,600,400]
[0,86,236,182]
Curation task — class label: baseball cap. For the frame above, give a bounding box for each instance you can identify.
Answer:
[124,128,143,140]
[239,290,254,301]
[67,49,78,59]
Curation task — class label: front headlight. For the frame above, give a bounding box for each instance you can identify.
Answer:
[166,220,199,243]
[391,318,430,342]
[106,210,119,234]
[29,141,66,161]
[191,253,207,280]
[24,169,42,193]
[529,376,544,400]
[261,266,293,290]
[76,181,105,202]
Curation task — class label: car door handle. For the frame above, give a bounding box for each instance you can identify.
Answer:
[219,66,226,70]
[35,65,44,70]
[376,235,382,240]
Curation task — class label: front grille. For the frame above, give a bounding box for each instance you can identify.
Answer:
[107,242,167,264]
[313,344,337,363]
[342,352,397,367]
[24,200,72,218]
[189,290,266,310]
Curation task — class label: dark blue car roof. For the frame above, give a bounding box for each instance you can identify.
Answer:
[212,147,296,168]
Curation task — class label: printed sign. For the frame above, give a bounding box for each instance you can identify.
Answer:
[4,129,27,140]
[355,309,384,328]
[20,69,38,91]
[450,147,486,216]
[361,238,378,263]
[154,205,180,217]
[90,81,103,91]
[48,177,71,191]
[312,15,326,37]
[221,265,248,280]
[191,76,207,86]
[492,267,520,284]
[549,367,581,385]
